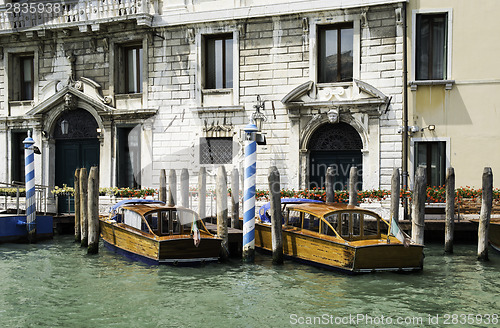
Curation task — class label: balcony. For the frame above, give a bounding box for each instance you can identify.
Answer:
[0,0,155,34]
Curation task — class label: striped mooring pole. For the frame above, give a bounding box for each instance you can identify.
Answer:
[243,123,258,262]
[23,131,36,242]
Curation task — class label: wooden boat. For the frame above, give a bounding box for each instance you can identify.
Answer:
[100,199,222,265]
[488,218,500,252]
[254,202,424,273]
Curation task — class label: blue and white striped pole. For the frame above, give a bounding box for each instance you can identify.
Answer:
[243,123,258,262]
[23,131,36,242]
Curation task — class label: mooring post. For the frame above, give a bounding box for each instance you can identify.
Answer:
[231,167,240,229]
[181,168,189,208]
[478,167,493,261]
[216,166,229,260]
[79,167,88,247]
[243,123,258,262]
[326,166,335,203]
[159,169,167,203]
[269,166,283,264]
[198,167,206,220]
[23,131,36,243]
[168,169,177,207]
[445,167,455,253]
[87,166,99,254]
[349,167,358,206]
[391,168,400,223]
[74,168,81,243]
[411,167,426,245]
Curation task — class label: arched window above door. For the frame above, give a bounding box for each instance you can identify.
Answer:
[308,122,362,151]
[53,108,99,140]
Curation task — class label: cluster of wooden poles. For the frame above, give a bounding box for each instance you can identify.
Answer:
[73,167,100,254]
[158,166,241,260]
[70,162,494,262]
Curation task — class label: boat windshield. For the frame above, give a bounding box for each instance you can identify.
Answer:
[286,208,381,240]
[158,209,201,235]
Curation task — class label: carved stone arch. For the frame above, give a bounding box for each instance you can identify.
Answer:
[45,98,104,138]
[299,115,368,152]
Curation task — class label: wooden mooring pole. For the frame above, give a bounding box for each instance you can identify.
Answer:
[349,167,358,206]
[79,168,88,247]
[445,167,455,253]
[159,169,167,203]
[181,168,189,208]
[74,168,81,243]
[231,168,240,229]
[216,166,229,260]
[198,167,206,220]
[478,167,493,261]
[269,166,283,264]
[168,169,177,207]
[411,167,426,245]
[390,168,400,223]
[326,166,335,203]
[87,167,99,254]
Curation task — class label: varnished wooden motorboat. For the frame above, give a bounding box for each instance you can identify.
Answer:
[100,200,222,265]
[489,218,500,252]
[254,202,424,273]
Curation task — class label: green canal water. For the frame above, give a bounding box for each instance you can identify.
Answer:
[0,236,499,328]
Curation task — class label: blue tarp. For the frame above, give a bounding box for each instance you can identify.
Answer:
[258,198,323,223]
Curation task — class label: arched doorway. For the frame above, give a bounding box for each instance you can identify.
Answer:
[54,108,100,213]
[308,122,362,190]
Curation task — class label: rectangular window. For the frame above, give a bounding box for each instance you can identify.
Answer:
[20,56,34,100]
[415,141,446,186]
[117,127,141,189]
[205,34,233,89]
[200,137,233,164]
[318,24,353,83]
[11,131,28,183]
[416,13,447,80]
[124,46,143,93]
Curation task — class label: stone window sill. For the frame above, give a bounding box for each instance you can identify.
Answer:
[409,80,455,91]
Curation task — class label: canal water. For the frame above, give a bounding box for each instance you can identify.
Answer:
[0,236,499,328]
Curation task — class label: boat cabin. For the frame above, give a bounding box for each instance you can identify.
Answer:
[115,204,200,237]
[284,203,384,241]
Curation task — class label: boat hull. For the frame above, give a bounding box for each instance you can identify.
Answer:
[0,215,53,243]
[490,220,500,252]
[100,220,221,265]
[254,222,423,273]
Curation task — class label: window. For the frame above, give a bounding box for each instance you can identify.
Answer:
[200,137,233,165]
[20,56,34,100]
[318,24,353,83]
[416,13,448,80]
[124,46,143,93]
[415,141,446,186]
[117,127,141,188]
[9,54,34,101]
[205,34,233,89]
[11,131,28,183]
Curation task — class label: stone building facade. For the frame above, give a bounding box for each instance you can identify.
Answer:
[0,0,406,207]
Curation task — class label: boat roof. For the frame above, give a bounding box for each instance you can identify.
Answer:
[286,202,381,218]
[110,199,165,212]
[120,203,195,217]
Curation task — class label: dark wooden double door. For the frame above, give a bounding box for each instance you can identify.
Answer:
[55,139,99,213]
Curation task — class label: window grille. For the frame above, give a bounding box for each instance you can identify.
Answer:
[200,137,233,164]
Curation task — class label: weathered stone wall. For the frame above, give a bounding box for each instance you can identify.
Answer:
[0,2,404,192]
